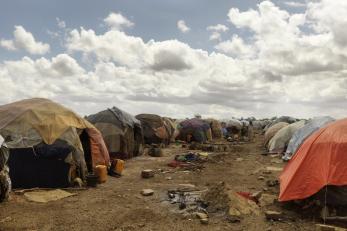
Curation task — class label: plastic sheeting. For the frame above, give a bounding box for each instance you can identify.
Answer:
[268,120,306,153]
[279,118,347,201]
[283,116,335,161]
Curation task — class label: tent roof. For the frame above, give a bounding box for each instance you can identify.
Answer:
[0,98,94,145]
[279,118,347,201]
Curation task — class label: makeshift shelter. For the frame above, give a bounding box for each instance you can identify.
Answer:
[279,118,347,202]
[264,122,289,147]
[267,120,306,153]
[263,116,297,132]
[0,136,10,202]
[87,107,144,160]
[283,116,335,161]
[0,98,109,188]
[162,117,179,142]
[177,118,212,143]
[205,119,223,139]
[223,119,243,138]
[135,114,169,145]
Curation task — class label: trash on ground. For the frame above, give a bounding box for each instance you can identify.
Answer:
[24,189,76,203]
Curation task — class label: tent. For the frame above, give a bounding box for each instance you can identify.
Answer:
[87,107,144,160]
[0,98,109,188]
[177,118,212,143]
[263,116,297,133]
[205,119,223,139]
[223,119,243,138]
[162,117,179,142]
[279,118,347,202]
[0,135,10,202]
[135,114,169,145]
[283,116,335,161]
[264,122,289,147]
[267,120,306,153]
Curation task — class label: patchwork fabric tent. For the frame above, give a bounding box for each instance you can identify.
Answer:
[135,114,170,144]
[279,118,347,201]
[87,107,144,159]
[162,117,179,142]
[267,120,306,153]
[205,119,223,139]
[283,116,335,161]
[0,98,109,188]
[0,136,10,202]
[264,122,289,147]
[177,118,212,143]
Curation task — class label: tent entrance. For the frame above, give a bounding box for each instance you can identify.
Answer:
[8,142,72,189]
[79,130,93,173]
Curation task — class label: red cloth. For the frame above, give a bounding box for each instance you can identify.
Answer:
[279,118,347,201]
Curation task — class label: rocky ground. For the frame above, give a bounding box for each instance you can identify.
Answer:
[0,133,331,231]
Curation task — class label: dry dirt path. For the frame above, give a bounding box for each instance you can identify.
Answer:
[0,134,315,231]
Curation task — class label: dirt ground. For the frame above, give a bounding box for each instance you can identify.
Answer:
[0,133,321,231]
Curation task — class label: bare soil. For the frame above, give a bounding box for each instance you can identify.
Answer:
[0,134,319,231]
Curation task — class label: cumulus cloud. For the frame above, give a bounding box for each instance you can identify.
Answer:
[215,35,255,58]
[1,1,347,119]
[0,26,50,55]
[207,24,229,41]
[177,20,190,33]
[56,17,66,29]
[104,12,134,30]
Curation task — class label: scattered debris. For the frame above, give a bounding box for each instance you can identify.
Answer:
[24,189,75,203]
[0,216,12,223]
[266,180,279,187]
[141,189,154,196]
[236,158,243,162]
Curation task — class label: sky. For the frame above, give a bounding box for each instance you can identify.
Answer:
[0,0,346,119]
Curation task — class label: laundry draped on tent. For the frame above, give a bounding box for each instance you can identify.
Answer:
[267,120,306,153]
[279,118,347,202]
[283,116,335,161]
[87,107,144,159]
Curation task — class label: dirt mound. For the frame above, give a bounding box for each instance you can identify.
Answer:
[202,182,260,219]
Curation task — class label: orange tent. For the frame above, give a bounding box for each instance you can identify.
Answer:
[279,118,347,201]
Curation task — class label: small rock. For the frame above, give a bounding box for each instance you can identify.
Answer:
[141,169,154,179]
[165,176,172,180]
[251,191,263,200]
[195,212,208,220]
[263,170,272,174]
[264,210,284,221]
[141,189,154,196]
[259,194,277,207]
[258,176,265,180]
[236,158,243,162]
[200,218,209,225]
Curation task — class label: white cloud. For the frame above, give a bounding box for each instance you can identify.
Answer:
[207,24,229,32]
[2,1,347,119]
[104,12,134,30]
[284,1,306,8]
[207,24,229,41]
[215,35,255,58]
[56,17,66,29]
[0,26,50,55]
[177,20,190,33]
